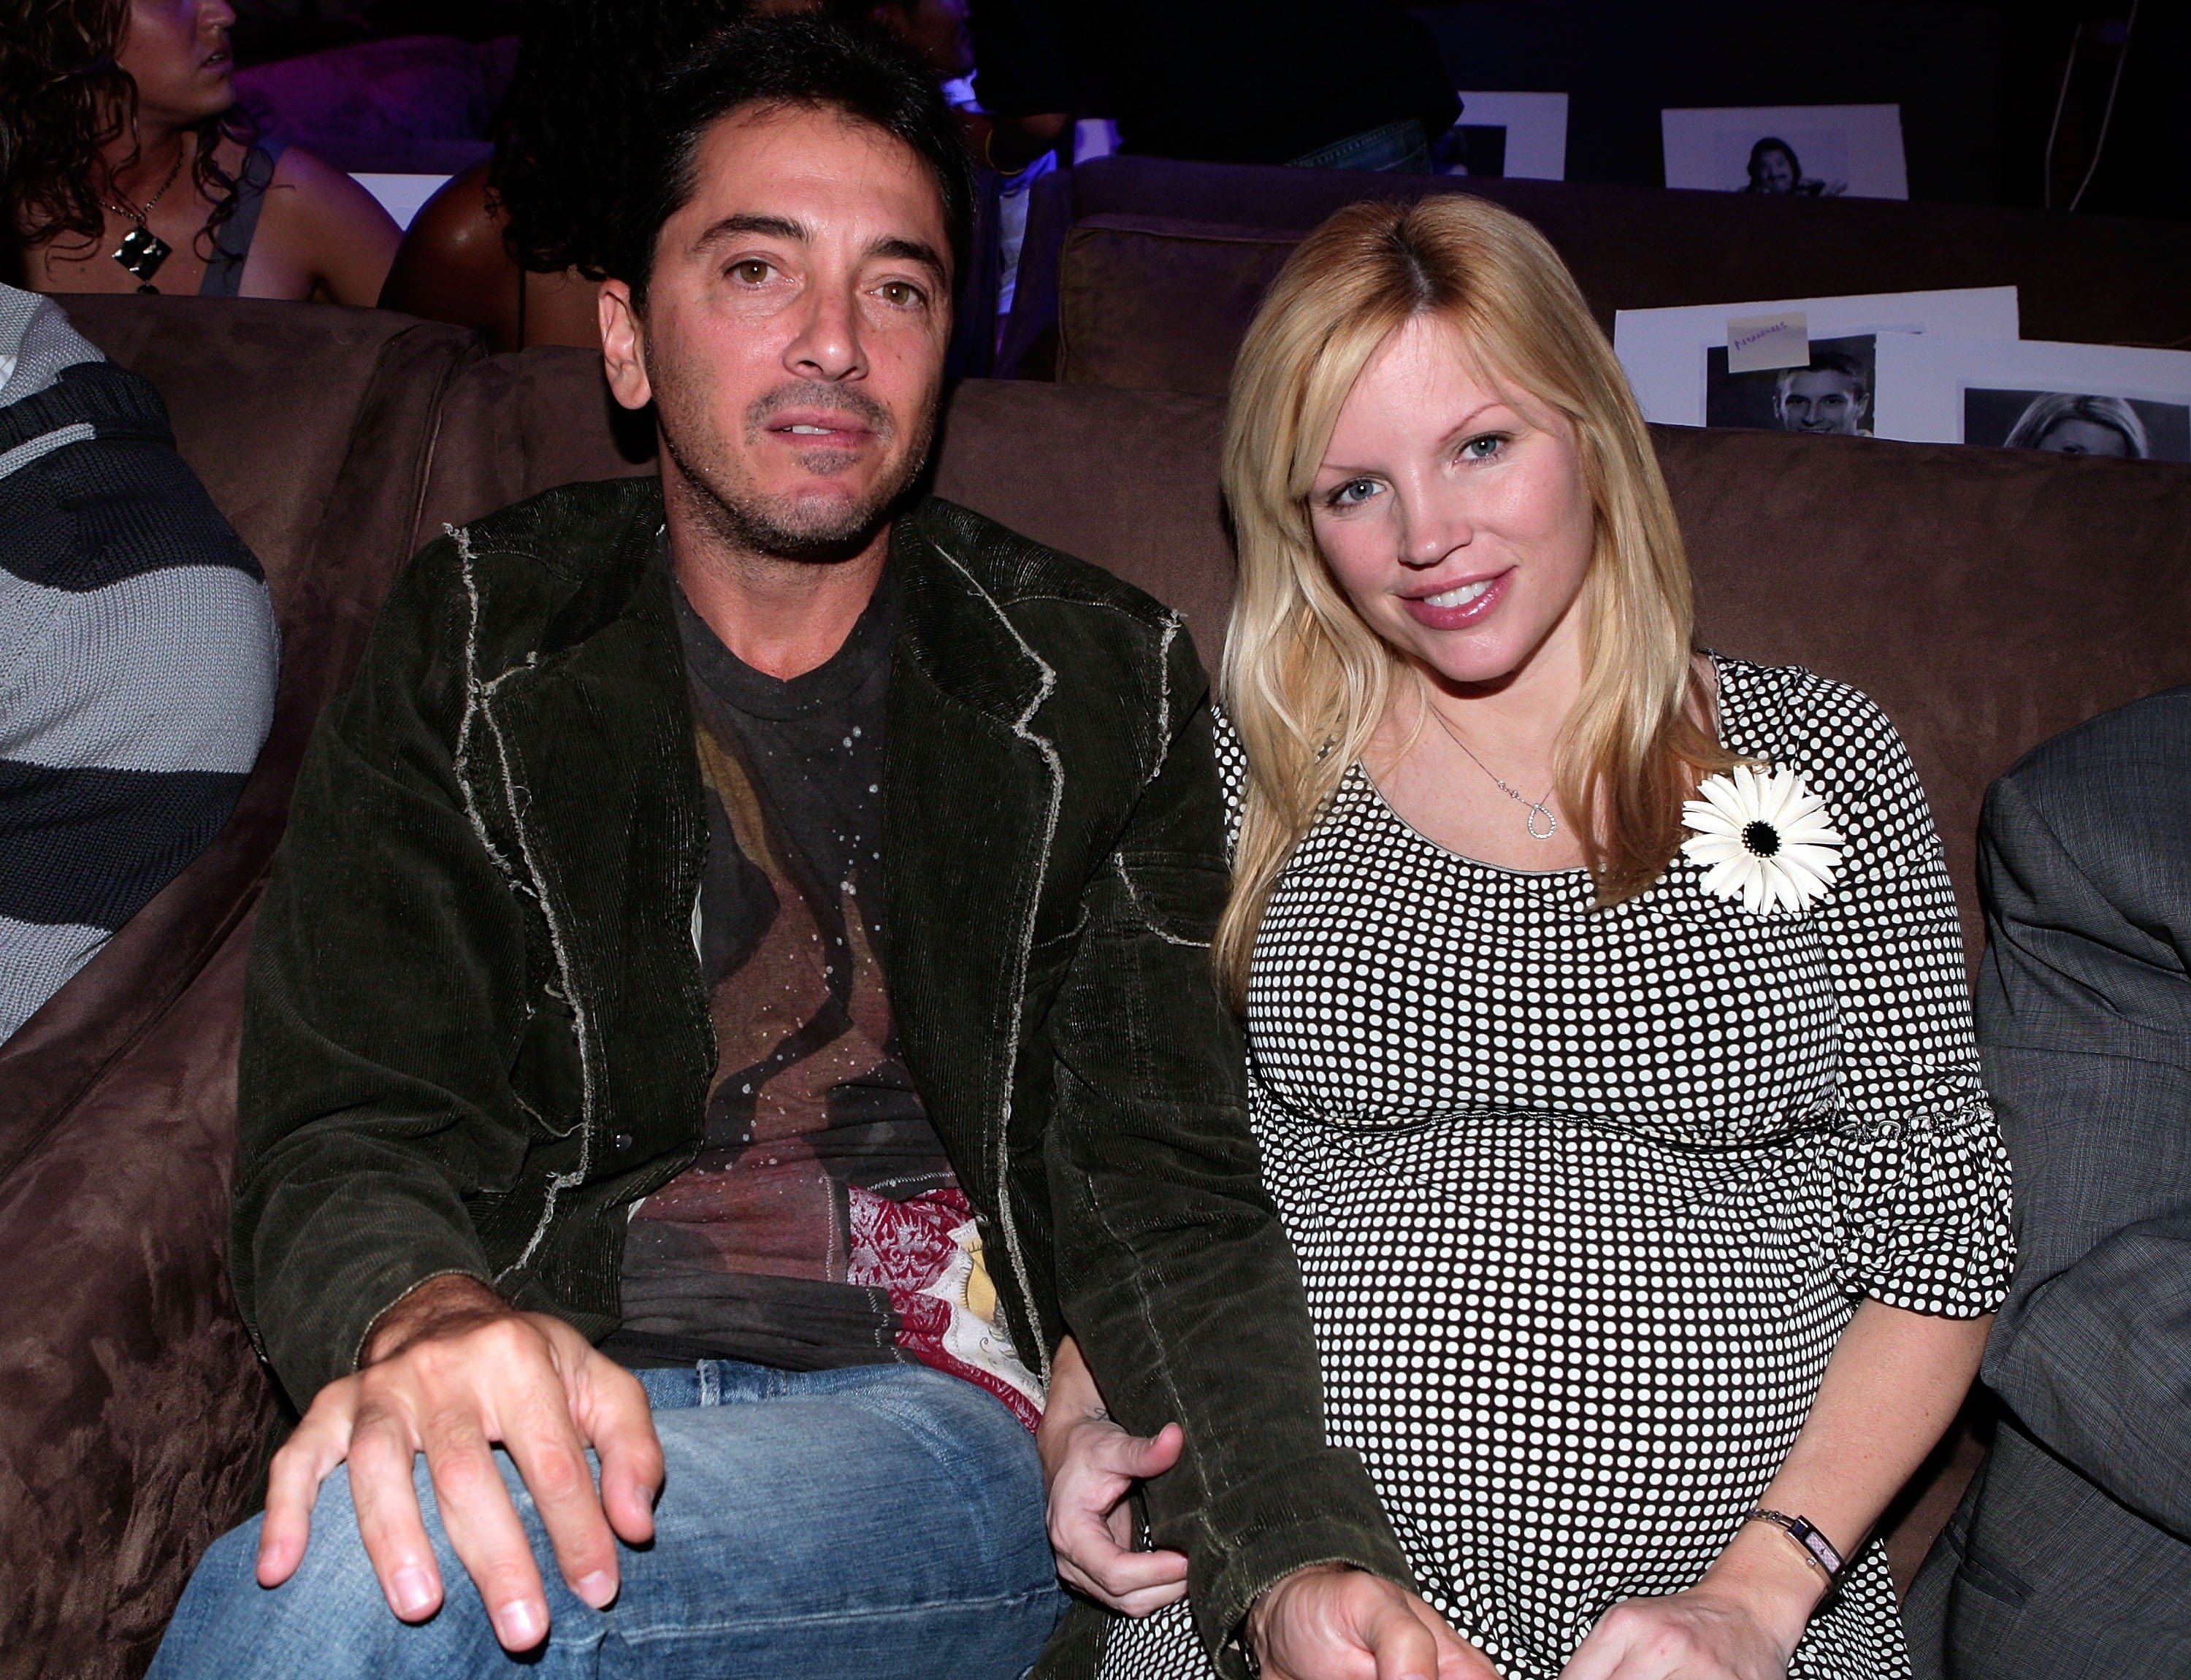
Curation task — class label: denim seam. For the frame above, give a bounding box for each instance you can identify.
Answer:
[608,1586,1059,1642]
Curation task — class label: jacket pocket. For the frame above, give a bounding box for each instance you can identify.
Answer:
[1113,849,1228,948]
[511,991,584,1138]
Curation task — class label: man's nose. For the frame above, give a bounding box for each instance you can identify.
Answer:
[784,283,865,383]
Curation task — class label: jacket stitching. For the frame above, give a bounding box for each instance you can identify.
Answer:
[1149,611,1182,783]
[483,688,598,1276]
[927,534,1059,1388]
[1080,1165,1215,1520]
[447,523,517,882]
[448,523,598,1279]
[1114,854,1209,949]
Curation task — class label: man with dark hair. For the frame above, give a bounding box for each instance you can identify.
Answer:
[1773,348,1873,436]
[150,19,1464,1680]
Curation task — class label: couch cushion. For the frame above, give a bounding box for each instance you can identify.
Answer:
[1060,156,2191,396]
[413,346,657,546]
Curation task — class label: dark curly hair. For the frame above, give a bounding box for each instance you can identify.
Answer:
[1,0,255,258]
[488,0,757,279]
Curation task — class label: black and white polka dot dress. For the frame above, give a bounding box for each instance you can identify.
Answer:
[1098,656,2014,1680]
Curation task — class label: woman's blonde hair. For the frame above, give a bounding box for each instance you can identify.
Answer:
[1214,194,1733,1005]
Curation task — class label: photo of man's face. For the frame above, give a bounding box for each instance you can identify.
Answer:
[1750,147,1797,193]
[1775,369,1870,434]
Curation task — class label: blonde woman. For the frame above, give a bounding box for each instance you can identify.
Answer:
[1036,197,2013,1680]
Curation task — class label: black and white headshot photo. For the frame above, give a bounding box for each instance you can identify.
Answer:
[1965,390,2190,462]
[1706,334,1877,436]
[1743,137,1843,196]
[1662,104,1908,199]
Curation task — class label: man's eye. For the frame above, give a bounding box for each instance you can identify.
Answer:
[730,260,771,284]
[878,281,924,307]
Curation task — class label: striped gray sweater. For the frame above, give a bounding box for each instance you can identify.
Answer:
[0,286,278,1043]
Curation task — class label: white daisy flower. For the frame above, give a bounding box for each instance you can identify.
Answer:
[1681,764,1844,916]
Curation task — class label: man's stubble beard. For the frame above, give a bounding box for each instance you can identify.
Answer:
[650,345,941,567]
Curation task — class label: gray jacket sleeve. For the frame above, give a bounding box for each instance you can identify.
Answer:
[1973,688,2191,1543]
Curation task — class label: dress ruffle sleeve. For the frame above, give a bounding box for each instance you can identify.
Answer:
[1775,672,2015,1316]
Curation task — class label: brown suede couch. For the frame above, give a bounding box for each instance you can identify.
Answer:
[4,294,2189,1678]
[1049,156,2191,394]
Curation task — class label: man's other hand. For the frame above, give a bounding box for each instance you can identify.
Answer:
[1036,1335,1190,1614]
[1250,1565,1502,1680]
[253,1276,665,1652]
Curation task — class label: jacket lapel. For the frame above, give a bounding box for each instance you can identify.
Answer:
[880,500,1062,1368]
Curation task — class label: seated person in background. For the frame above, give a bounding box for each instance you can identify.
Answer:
[381,0,970,353]
[967,0,1458,174]
[1906,688,2191,1679]
[152,22,1461,1680]
[2003,391,2150,459]
[3,0,398,299]
[0,282,277,1043]
[378,0,754,352]
[1774,349,1873,437]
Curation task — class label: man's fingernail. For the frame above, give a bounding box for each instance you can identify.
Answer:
[497,1599,546,1647]
[574,1570,616,1608]
[390,1567,436,1616]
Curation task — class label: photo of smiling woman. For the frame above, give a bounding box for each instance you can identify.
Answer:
[1039,196,2013,1680]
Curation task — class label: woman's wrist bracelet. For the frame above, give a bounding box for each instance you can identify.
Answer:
[1744,1508,1846,1587]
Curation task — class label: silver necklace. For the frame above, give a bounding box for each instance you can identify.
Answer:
[1424,699,1560,840]
[103,145,187,293]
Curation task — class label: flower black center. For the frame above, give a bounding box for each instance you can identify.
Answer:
[1743,820,1781,857]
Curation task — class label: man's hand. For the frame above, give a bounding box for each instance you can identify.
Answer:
[1249,1566,1500,1680]
[254,1275,665,1652]
[1036,1336,1190,1614]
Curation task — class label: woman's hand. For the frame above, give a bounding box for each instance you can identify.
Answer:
[1559,1522,1822,1680]
[1036,1337,1190,1614]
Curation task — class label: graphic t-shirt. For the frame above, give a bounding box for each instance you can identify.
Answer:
[607,566,1041,1428]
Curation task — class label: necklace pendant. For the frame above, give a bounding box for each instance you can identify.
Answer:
[1526,802,1559,840]
[113,223,172,283]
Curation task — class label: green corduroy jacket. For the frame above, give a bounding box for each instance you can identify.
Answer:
[233,478,1411,1674]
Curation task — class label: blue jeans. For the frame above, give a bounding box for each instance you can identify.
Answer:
[1288,118,1432,174]
[150,1361,1065,1679]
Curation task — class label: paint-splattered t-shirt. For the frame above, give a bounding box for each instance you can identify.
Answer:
[605,564,1040,1428]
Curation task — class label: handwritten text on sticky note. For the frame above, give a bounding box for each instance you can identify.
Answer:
[1726,312,1810,374]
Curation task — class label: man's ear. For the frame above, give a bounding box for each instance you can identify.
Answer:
[600,280,654,413]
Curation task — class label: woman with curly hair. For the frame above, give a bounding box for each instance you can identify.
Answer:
[5,0,399,300]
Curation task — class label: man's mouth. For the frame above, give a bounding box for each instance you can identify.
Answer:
[767,413,874,446]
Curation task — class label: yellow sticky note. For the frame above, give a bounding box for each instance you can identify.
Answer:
[1727,311,1810,374]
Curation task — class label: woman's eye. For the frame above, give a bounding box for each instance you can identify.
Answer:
[1330,479,1381,507]
[1460,434,1506,461]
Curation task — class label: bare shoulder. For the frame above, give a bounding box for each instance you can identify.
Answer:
[251,143,399,304]
[377,159,524,334]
